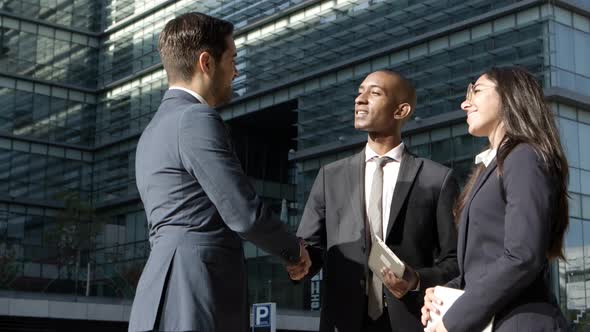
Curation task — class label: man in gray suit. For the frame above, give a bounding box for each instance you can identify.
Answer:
[128,12,310,332]
[295,70,459,332]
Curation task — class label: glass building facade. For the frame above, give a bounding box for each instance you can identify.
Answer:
[0,0,589,330]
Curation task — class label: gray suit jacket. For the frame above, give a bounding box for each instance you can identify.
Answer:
[443,144,567,332]
[128,89,300,332]
[297,148,459,332]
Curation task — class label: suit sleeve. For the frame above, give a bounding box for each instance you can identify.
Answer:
[177,108,300,263]
[444,275,462,289]
[296,167,327,278]
[415,169,460,289]
[443,145,553,332]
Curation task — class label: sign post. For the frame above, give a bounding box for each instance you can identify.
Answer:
[252,302,276,332]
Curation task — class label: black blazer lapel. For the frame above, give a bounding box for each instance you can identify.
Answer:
[384,150,422,240]
[457,159,498,275]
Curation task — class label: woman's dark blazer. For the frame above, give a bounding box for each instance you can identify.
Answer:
[442,144,567,332]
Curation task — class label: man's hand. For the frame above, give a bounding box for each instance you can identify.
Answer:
[286,240,311,280]
[381,264,419,299]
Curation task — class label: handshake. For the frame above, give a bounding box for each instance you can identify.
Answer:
[285,239,312,280]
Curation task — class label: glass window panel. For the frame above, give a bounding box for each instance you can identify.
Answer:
[570,193,582,218]
[555,24,575,71]
[560,117,580,168]
[23,216,42,246]
[573,13,590,32]
[23,262,40,277]
[580,122,590,171]
[574,75,590,95]
[583,195,590,220]
[0,139,11,150]
[8,215,25,239]
[582,170,590,196]
[12,140,28,152]
[574,30,590,77]
[557,69,576,91]
[42,264,59,279]
[431,139,452,163]
[570,167,581,193]
[559,104,577,120]
[411,143,430,159]
[431,127,451,141]
[555,7,572,26]
[565,217,583,262]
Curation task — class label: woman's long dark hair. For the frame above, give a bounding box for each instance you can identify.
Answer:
[454,67,569,261]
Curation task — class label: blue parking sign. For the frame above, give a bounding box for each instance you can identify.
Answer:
[252,302,276,332]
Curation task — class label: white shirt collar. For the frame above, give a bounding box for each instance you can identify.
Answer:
[365,142,405,163]
[475,148,497,167]
[169,86,208,106]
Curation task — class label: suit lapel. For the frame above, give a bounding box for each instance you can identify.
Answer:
[384,150,422,239]
[457,159,498,272]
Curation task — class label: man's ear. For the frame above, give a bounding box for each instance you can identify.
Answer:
[394,103,412,121]
[198,51,215,76]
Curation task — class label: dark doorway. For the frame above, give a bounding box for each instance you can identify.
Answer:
[227,100,298,184]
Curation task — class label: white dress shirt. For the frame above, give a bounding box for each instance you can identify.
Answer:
[475,148,497,167]
[169,86,208,106]
[364,142,405,236]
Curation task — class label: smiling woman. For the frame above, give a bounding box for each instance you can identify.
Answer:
[421,67,570,332]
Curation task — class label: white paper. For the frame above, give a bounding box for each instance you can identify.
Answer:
[424,286,493,332]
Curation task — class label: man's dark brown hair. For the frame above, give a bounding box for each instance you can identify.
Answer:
[158,12,234,83]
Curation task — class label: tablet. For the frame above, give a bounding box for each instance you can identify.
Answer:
[368,236,405,280]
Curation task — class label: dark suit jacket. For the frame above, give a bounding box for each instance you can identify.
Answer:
[128,89,300,332]
[297,148,459,332]
[443,144,567,332]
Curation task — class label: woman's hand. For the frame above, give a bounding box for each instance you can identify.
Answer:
[421,287,443,326]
